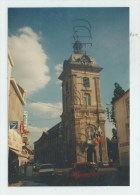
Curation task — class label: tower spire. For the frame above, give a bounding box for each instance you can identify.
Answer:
[72,19,92,54]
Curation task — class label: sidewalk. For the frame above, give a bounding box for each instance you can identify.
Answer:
[9,181,25,186]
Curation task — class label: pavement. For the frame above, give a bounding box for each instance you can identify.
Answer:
[9,181,24,186]
[9,180,48,186]
[9,167,129,186]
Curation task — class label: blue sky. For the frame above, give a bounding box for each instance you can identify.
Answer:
[8,8,129,148]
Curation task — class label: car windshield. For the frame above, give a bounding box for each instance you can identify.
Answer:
[40,164,54,169]
[75,164,94,172]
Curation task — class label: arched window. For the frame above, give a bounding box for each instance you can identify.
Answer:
[83,77,90,87]
[83,93,91,105]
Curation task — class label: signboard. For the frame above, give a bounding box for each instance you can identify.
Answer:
[9,121,18,129]
[23,111,28,130]
[8,129,22,151]
[20,121,24,134]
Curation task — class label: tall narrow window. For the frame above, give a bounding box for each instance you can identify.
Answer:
[125,98,129,118]
[83,77,90,87]
[83,93,91,105]
[125,123,129,141]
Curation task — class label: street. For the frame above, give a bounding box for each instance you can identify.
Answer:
[9,167,129,186]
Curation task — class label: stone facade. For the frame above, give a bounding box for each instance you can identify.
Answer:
[8,50,30,175]
[34,44,109,166]
[8,49,14,100]
[8,79,30,165]
[114,90,129,167]
[59,53,108,164]
[8,79,25,128]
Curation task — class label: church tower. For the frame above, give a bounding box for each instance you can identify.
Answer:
[58,23,108,165]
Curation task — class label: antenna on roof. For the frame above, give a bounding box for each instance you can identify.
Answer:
[72,19,93,54]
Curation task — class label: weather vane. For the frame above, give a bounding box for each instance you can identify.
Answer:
[73,19,93,54]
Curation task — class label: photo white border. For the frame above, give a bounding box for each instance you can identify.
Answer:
[0,0,140,195]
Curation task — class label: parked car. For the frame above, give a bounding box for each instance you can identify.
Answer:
[70,162,100,182]
[38,164,55,179]
[33,163,40,172]
[97,161,110,168]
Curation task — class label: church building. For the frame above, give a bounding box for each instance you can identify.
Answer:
[58,40,108,164]
[34,24,108,166]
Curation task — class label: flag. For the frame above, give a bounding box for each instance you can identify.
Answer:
[98,126,103,136]
[96,136,101,143]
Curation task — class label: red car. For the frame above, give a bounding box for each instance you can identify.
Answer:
[70,162,100,182]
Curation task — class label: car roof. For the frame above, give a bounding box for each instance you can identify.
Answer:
[73,162,95,165]
[40,163,55,166]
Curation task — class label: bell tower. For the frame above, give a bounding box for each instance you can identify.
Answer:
[58,20,108,164]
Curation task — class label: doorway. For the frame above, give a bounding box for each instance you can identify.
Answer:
[87,145,97,163]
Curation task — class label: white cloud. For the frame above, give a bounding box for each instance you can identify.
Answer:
[55,64,63,77]
[8,27,50,94]
[28,125,48,133]
[55,64,63,84]
[19,27,39,41]
[28,102,62,118]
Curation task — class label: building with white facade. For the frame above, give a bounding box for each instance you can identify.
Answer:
[8,49,30,183]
